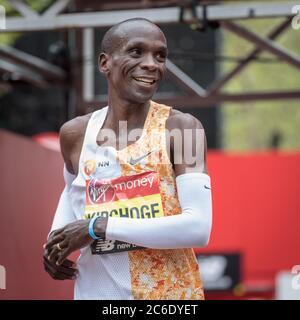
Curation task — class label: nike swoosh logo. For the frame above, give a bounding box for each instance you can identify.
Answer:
[129,148,158,166]
[204,185,211,190]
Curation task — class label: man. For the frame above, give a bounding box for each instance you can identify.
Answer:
[44,18,212,300]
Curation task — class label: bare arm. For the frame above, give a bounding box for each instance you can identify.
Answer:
[44,116,96,276]
[166,109,208,176]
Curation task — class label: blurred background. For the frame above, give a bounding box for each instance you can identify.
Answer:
[0,0,299,300]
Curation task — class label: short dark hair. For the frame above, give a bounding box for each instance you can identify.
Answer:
[101,18,160,54]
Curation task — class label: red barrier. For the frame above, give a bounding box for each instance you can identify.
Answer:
[199,151,300,287]
[0,130,72,299]
[0,130,299,299]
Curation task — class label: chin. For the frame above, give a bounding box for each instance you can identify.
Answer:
[129,91,155,104]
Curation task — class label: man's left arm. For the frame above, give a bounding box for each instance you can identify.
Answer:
[100,112,212,249]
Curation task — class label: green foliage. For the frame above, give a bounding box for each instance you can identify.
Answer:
[0,0,53,45]
[221,18,300,151]
[0,0,53,13]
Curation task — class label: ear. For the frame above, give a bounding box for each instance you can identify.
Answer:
[98,53,110,74]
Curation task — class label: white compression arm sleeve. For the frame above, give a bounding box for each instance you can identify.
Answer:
[49,165,77,235]
[106,172,212,249]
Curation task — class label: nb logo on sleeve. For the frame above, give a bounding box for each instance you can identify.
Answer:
[95,239,116,252]
[91,238,144,255]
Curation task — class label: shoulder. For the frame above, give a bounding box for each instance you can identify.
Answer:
[59,113,92,173]
[166,108,204,131]
[165,108,208,175]
[59,113,92,143]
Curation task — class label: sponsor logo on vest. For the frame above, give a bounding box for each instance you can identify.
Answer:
[114,175,155,192]
[86,171,164,254]
[84,159,96,176]
[88,179,115,203]
[98,161,110,167]
[129,148,158,166]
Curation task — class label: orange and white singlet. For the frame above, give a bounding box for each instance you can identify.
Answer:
[69,101,204,299]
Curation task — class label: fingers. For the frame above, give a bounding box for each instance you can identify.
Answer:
[56,248,71,266]
[44,263,75,280]
[43,229,63,250]
[49,227,65,238]
[62,259,77,268]
[47,245,60,264]
[44,257,77,277]
[47,239,69,265]
[43,251,76,269]
[45,233,65,251]
[43,256,78,280]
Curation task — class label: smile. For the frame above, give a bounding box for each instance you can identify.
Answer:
[133,77,156,85]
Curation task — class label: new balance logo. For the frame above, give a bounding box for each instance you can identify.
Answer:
[96,240,115,252]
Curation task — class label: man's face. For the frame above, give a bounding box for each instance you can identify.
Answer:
[102,22,168,104]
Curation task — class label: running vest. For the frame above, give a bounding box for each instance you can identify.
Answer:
[69,100,204,300]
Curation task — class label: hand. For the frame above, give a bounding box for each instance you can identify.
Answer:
[43,247,78,280]
[45,220,94,266]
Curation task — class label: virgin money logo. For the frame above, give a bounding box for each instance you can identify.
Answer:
[0,5,5,29]
[88,179,115,204]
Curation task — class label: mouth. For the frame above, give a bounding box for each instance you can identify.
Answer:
[132,77,156,86]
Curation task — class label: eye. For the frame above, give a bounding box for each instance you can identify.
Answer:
[130,48,142,56]
[157,51,167,62]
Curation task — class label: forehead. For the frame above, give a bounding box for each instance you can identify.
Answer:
[116,22,167,50]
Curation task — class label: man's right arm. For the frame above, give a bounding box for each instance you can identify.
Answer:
[43,165,78,280]
[48,119,82,234]
[44,118,85,280]
[49,166,77,234]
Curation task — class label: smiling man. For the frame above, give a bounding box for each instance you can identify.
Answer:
[44,18,213,300]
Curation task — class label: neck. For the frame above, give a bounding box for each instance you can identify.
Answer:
[105,92,151,132]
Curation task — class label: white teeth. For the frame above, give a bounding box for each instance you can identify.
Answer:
[134,77,155,84]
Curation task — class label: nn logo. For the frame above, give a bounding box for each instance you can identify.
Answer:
[0,265,6,290]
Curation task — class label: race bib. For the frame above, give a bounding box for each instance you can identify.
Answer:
[84,171,164,254]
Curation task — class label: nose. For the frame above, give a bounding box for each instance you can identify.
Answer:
[140,53,158,71]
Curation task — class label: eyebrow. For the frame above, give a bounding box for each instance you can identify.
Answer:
[125,40,168,53]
